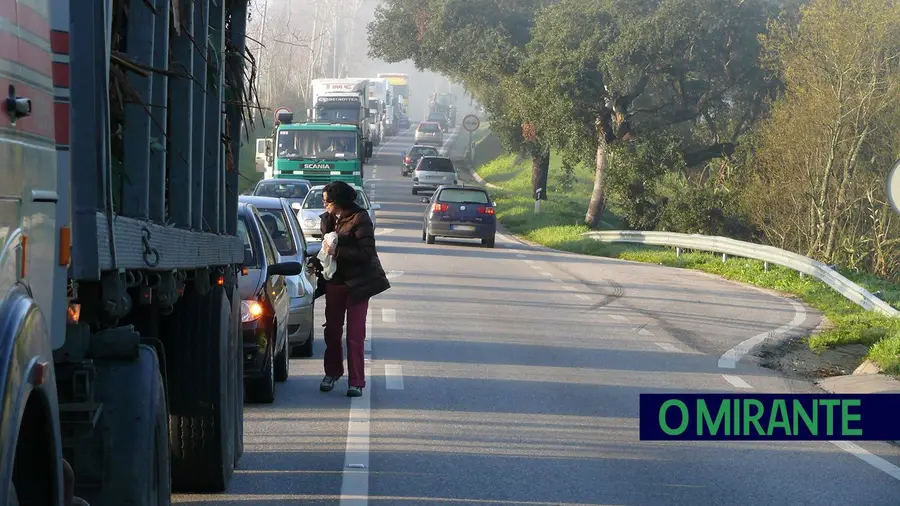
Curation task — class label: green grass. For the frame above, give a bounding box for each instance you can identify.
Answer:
[475,153,900,375]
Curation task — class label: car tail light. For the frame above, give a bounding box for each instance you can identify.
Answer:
[478,206,495,215]
[405,156,411,163]
[433,203,449,212]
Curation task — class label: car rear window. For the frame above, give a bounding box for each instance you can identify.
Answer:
[418,122,439,133]
[253,181,310,199]
[438,189,489,204]
[303,189,368,209]
[238,217,260,268]
[418,158,455,172]
[410,146,439,157]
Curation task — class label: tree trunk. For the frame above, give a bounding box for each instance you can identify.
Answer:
[585,132,608,229]
[531,147,550,200]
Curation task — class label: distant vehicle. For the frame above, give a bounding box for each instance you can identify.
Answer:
[239,196,317,358]
[237,203,301,403]
[427,111,449,131]
[412,156,459,195]
[421,186,497,248]
[293,184,381,242]
[252,178,312,209]
[402,145,440,176]
[414,121,443,146]
[398,114,410,129]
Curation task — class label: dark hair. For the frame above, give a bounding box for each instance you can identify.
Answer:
[322,181,357,209]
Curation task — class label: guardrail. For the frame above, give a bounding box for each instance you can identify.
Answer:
[582,230,899,318]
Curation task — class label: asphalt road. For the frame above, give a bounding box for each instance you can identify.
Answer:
[174,126,900,505]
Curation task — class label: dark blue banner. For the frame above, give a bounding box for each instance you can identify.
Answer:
[639,393,900,440]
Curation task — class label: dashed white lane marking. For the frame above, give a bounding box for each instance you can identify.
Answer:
[384,364,404,390]
[529,264,542,270]
[550,278,562,283]
[638,328,653,336]
[610,315,628,321]
[540,272,552,277]
[339,361,371,505]
[718,300,807,368]
[830,441,900,482]
[576,294,591,301]
[375,228,394,236]
[721,374,753,389]
[561,286,576,292]
[386,270,404,280]
[523,259,534,264]
[515,253,526,258]
[382,308,396,323]
[655,342,682,352]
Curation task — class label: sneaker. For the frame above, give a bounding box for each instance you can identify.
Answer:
[347,386,363,397]
[320,376,338,392]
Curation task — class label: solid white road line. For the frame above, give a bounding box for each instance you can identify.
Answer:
[610,315,628,321]
[382,308,396,323]
[339,362,371,506]
[721,374,753,389]
[384,364,404,390]
[830,441,900,482]
[638,328,654,337]
[655,342,682,352]
[718,300,807,368]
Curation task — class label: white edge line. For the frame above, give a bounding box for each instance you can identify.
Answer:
[576,294,591,300]
[610,315,628,321]
[718,300,806,368]
[830,441,900,482]
[721,374,753,389]
[384,364,404,390]
[339,368,371,505]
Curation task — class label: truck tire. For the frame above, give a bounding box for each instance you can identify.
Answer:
[229,287,244,466]
[77,345,170,505]
[161,285,237,492]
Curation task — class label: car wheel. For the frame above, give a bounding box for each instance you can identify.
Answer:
[246,333,275,403]
[483,236,495,248]
[274,334,289,383]
[412,188,417,195]
[294,326,314,358]
[426,232,436,244]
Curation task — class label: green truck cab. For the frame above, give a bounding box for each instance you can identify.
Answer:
[257,111,372,187]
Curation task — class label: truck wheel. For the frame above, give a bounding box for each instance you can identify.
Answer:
[246,336,275,403]
[229,287,244,466]
[161,285,236,492]
[77,345,170,505]
[274,334,290,382]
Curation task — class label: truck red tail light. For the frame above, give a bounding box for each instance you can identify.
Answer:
[433,203,449,212]
[477,206,495,215]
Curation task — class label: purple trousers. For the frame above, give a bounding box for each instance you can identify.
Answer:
[323,282,368,388]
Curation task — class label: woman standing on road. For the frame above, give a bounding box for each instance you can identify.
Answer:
[317,181,390,397]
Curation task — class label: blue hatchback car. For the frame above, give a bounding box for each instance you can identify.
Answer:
[421,185,497,248]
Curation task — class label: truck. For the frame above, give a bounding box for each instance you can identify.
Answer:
[308,78,372,159]
[430,93,458,127]
[377,73,411,120]
[0,0,288,504]
[361,78,392,143]
[255,110,370,188]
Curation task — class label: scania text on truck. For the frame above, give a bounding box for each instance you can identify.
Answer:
[255,111,369,188]
[308,78,373,160]
[0,1,298,504]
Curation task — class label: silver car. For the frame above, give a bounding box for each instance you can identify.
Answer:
[239,195,317,357]
[414,121,443,146]
[252,178,312,210]
[412,156,459,195]
[293,184,380,243]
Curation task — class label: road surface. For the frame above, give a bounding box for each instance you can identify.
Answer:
[174,126,900,505]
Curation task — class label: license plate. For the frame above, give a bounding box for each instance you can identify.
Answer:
[451,225,475,231]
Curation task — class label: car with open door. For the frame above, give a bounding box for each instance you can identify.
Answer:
[237,203,303,403]
[421,185,497,247]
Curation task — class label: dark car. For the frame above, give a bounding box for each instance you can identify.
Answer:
[427,112,449,131]
[252,178,312,210]
[237,203,303,403]
[420,186,497,248]
[402,145,440,176]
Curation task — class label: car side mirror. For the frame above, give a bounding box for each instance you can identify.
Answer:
[268,261,303,277]
[419,197,429,203]
[371,203,381,210]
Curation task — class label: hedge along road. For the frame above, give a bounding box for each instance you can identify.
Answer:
[172,125,900,505]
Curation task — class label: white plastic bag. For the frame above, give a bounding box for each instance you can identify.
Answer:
[318,232,338,280]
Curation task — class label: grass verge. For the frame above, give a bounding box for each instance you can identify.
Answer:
[475,153,900,375]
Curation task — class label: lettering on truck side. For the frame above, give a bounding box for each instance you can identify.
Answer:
[303,163,334,169]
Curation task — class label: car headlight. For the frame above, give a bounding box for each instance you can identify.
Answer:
[241,300,264,323]
[285,276,306,298]
[303,218,319,229]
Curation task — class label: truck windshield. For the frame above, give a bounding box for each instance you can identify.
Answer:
[277,130,358,160]
[316,106,360,123]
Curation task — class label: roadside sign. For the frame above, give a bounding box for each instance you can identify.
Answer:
[889,159,900,215]
[273,107,291,121]
[463,114,480,132]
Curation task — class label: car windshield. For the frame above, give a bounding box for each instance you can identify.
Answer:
[410,146,439,157]
[276,129,358,160]
[418,123,439,133]
[418,158,455,172]
[257,209,298,256]
[438,189,490,204]
[254,181,309,199]
[238,217,259,268]
[302,189,368,210]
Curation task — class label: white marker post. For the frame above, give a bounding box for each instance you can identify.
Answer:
[888,159,900,216]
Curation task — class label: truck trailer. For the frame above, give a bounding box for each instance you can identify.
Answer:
[0,0,285,504]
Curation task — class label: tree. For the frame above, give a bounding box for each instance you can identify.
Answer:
[367,0,555,198]
[520,0,777,227]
